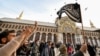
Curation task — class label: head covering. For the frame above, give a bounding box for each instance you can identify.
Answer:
[59,44,67,54]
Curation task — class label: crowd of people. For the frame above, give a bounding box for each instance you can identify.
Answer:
[0,21,97,56]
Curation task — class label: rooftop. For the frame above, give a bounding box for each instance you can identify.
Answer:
[78,26,100,31]
[0,17,100,31]
[0,17,56,27]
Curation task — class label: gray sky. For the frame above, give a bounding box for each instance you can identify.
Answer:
[0,0,100,28]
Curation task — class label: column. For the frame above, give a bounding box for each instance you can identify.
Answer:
[97,39,100,47]
[88,38,92,46]
[57,32,63,43]
[75,34,78,44]
[71,34,73,44]
[80,35,84,44]
[46,35,48,42]
[88,38,90,43]
[71,33,74,46]
[95,38,98,46]
[52,34,54,42]
[66,35,67,44]
[92,38,96,46]
[39,34,42,41]
[32,33,36,42]
[75,34,82,44]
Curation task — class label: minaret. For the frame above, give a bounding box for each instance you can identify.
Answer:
[17,11,23,20]
[90,20,95,28]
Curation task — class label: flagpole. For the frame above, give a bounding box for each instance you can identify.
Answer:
[81,19,85,43]
[75,0,85,44]
[80,4,86,44]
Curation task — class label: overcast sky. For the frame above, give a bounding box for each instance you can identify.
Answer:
[0,0,100,28]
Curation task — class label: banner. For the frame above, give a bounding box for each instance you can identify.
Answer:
[57,3,82,23]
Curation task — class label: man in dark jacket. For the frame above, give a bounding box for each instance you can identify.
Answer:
[31,39,40,56]
[87,43,96,56]
[73,43,87,56]
[39,41,45,56]
[17,42,31,56]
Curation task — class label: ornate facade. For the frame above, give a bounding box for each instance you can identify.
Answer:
[0,17,100,47]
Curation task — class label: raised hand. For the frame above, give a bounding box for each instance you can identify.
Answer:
[20,27,32,39]
[33,21,38,31]
[34,21,37,27]
[80,43,87,53]
[20,21,38,41]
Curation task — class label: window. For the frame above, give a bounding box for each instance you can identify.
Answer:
[15,25,18,29]
[48,29,50,32]
[5,24,8,28]
[51,29,52,32]
[41,33,46,42]
[40,28,41,31]
[22,26,24,29]
[35,32,40,40]
[42,28,44,31]
[0,28,2,31]
[2,24,5,28]
[56,29,57,32]
[18,25,21,29]
[45,28,47,31]
[53,29,55,32]
[0,23,2,26]
[9,25,11,28]
[12,25,15,28]
[47,33,52,41]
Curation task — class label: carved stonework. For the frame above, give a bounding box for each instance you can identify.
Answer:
[55,16,76,33]
[76,27,81,35]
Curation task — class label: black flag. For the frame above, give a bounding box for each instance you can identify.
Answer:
[57,3,82,23]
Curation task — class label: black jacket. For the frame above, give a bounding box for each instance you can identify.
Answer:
[73,51,84,56]
[87,45,96,56]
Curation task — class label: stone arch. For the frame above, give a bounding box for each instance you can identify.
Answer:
[41,33,46,42]
[72,33,75,45]
[54,34,57,43]
[35,32,40,41]
[63,33,66,44]
[47,33,52,41]
[67,33,72,44]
